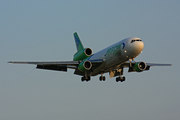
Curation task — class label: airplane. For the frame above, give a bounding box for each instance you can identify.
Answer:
[8,32,172,82]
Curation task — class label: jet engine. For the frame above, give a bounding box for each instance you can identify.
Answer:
[73,48,93,61]
[133,62,147,72]
[78,60,92,71]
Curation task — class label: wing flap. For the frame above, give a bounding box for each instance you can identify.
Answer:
[37,65,68,72]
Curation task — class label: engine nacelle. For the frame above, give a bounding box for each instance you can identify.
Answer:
[78,60,92,72]
[133,62,147,72]
[73,48,93,61]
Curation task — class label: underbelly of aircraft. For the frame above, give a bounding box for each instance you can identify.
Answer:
[91,55,128,76]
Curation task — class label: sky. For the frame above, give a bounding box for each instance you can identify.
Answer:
[0,0,179,120]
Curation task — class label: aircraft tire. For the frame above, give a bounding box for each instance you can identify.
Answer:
[81,77,84,82]
[123,77,125,81]
[116,77,120,82]
[99,76,105,81]
[120,77,125,82]
[99,76,102,81]
[103,76,106,81]
[87,76,91,81]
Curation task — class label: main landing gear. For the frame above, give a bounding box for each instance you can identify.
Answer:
[81,76,125,82]
[99,73,106,81]
[116,76,125,82]
[115,68,125,82]
[81,76,91,82]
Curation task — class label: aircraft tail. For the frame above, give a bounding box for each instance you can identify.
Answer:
[74,32,84,52]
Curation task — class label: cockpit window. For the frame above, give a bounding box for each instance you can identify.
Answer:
[131,39,142,43]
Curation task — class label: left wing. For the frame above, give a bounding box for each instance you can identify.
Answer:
[122,61,172,72]
[145,63,172,66]
[119,61,172,68]
[107,61,172,78]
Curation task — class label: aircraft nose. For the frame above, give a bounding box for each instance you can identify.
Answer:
[136,41,144,51]
[130,41,144,58]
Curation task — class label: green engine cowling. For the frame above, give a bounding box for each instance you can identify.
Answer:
[73,48,93,61]
[78,60,92,72]
[133,62,147,72]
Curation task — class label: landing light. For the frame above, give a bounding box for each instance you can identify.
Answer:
[124,50,127,53]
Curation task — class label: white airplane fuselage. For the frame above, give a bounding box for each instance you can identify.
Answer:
[89,37,144,76]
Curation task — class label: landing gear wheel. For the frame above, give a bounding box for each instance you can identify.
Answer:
[103,76,106,81]
[99,76,102,81]
[81,76,91,82]
[99,76,106,81]
[81,77,84,82]
[116,76,125,82]
[86,76,91,81]
[122,77,125,82]
[116,77,120,82]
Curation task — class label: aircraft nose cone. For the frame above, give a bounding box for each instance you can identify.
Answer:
[136,41,144,51]
[130,41,144,58]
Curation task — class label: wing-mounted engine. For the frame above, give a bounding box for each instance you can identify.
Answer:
[78,60,92,72]
[129,61,150,72]
[73,48,93,61]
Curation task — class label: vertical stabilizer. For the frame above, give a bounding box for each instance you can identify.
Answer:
[74,32,84,52]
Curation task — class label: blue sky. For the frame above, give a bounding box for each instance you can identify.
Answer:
[0,0,179,120]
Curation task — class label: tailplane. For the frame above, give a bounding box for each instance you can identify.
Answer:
[74,32,84,52]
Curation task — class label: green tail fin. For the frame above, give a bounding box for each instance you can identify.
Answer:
[74,32,84,52]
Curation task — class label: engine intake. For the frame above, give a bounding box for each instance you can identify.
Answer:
[133,62,147,72]
[85,48,92,56]
[78,60,92,71]
[73,48,93,61]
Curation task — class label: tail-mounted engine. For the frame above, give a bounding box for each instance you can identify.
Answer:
[78,60,92,72]
[73,48,93,61]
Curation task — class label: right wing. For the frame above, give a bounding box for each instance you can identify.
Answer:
[8,61,80,71]
[8,59,104,72]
